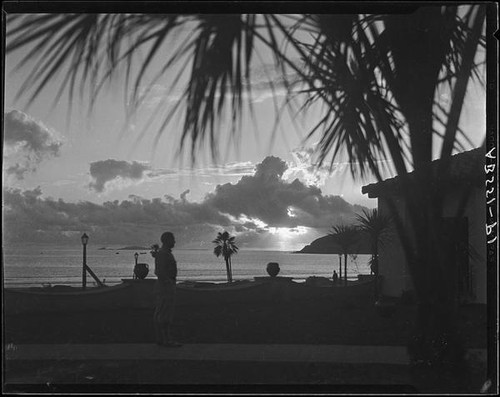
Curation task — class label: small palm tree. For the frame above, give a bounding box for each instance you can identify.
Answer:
[356,209,392,299]
[329,224,359,286]
[213,231,239,283]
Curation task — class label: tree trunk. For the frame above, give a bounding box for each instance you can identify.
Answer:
[397,188,467,371]
[408,298,465,370]
[371,5,483,372]
[344,254,347,286]
[393,31,465,369]
[225,258,231,283]
[373,246,379,300]
[338,256,342,280]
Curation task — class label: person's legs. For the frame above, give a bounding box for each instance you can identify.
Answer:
[154,321,163,345]
[153,294,163,344]
[159,321,181,347]
[155,301,181,347]
[164,283,181,346]
[154,281,181,347]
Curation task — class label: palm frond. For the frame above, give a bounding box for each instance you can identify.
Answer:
[213,231,238,256]
[355,209,392,248]
[299,30,406,180]
[329,224,360,252]
[7,8,486,172]
[213,245,222,257]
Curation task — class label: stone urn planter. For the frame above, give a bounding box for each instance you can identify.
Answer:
[133,253,149,279]
[134,263,149,279]
[266,262,280,277]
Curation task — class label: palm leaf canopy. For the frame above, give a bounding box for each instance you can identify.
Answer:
[355,209,392,248]
[212,231,239,259]
[6,7,486,170]
[329,224,360,253]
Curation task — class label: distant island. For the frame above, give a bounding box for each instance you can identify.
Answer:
[296,235,372,254]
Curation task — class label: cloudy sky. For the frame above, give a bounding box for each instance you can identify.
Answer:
[3,13,486,250]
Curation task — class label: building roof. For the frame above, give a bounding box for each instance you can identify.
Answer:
[361,147,485,198]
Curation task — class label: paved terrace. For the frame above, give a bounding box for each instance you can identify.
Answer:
[8,343,408,363]
[6,343,486,364]
[4,344,489,392]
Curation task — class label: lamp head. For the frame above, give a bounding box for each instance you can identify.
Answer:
[81,233,89,246]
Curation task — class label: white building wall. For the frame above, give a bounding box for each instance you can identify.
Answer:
[376,185,486,303]
[378,197,413,298]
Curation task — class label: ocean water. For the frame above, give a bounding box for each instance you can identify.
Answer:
[2,244,371,288]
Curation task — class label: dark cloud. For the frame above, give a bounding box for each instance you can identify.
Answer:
[206,156,362,228]
[4,110,63,179]
[4,156,366,248]
[6,163,32,180]
[4,110,62,154]
[180,189,190,202]
[2,187,231,247]
[89,159,151,192]
[255,156,287,180]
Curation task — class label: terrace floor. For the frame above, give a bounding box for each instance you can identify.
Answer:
[4,343,490,393]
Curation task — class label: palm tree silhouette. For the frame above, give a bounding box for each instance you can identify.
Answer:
[213,231,239,283]
[6,5,488,368]
[329,224,359,286]
[356,209,392,299]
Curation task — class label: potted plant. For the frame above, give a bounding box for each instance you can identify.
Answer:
[266,262,280,277]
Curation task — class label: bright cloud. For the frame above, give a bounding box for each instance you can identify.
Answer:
[146,161,255,181]
[283,147,333,187]
[268,226,309,236]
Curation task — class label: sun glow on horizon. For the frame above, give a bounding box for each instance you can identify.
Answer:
[268,226,308,237]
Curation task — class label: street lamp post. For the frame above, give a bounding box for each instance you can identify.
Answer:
[133,252,139,279]
[81,233,89,289]
[338,254,342,282]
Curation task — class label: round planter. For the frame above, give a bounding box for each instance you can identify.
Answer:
[134,263,149,279]
[266,262,280,277]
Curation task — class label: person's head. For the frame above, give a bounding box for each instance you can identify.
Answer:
[160,232,175,249]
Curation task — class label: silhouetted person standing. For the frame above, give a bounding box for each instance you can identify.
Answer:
[332,270,339,285]
[152,232,181,347]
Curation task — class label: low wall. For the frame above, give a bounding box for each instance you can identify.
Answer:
[5,278,377,315]
[124,278,376,308]
[4,283,134,315]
